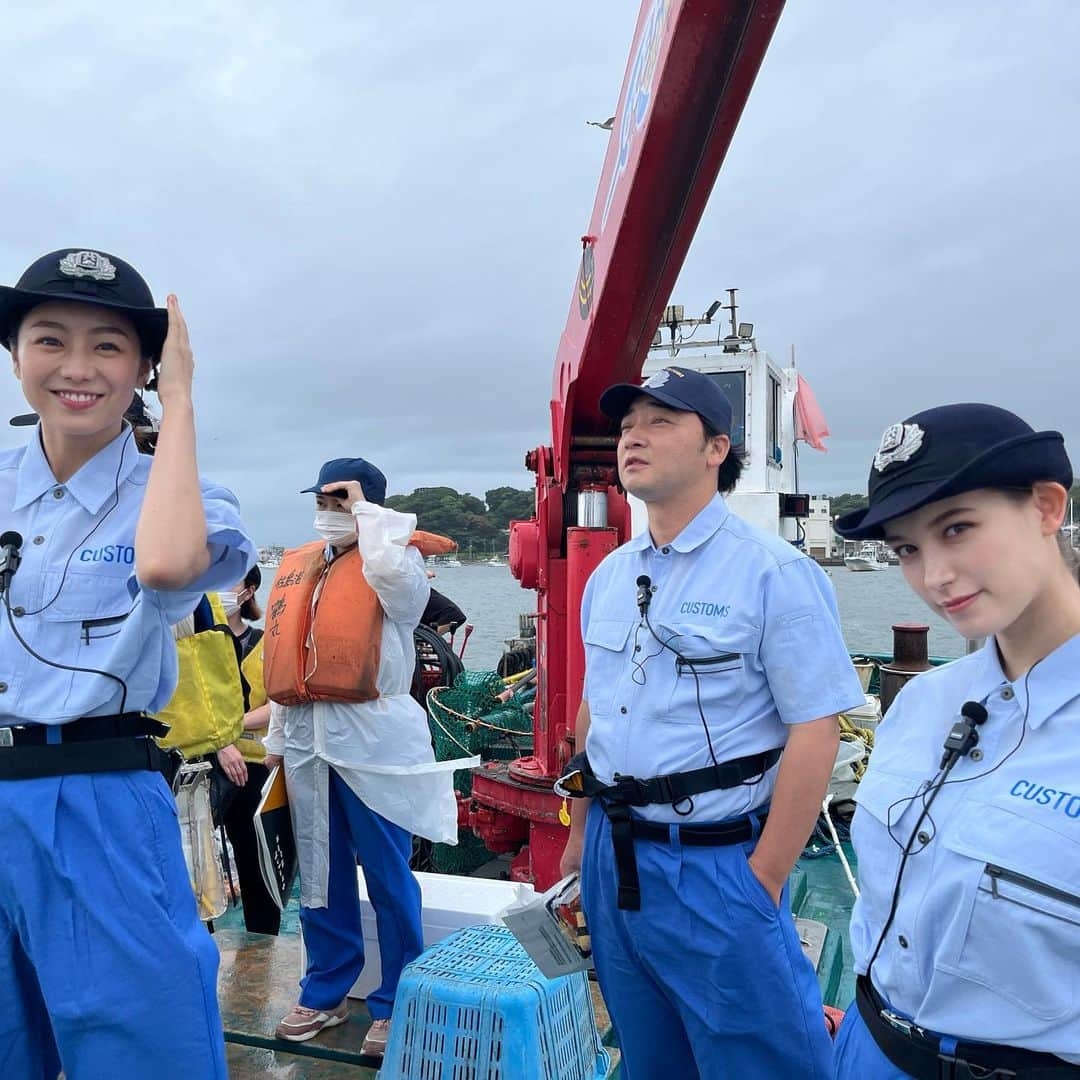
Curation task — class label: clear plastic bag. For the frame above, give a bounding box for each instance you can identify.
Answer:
[174,761,228,921]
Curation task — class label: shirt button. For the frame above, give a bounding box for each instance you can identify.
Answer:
[53,488,65,499]
[12,607,25,617]
[917,831,931,845]
[0,682,7,693]
[897,935,909,949]
[33,535,44,545]
[661,546,670,554]
[970,749,984,762]
[1002,688,1015,701]
[634,645,641,653]
[620,706,627,715]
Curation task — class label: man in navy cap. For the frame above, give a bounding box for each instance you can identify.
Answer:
[559,366,865,1078]
[261,457,467,1058]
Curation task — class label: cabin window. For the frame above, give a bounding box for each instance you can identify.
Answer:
[706,371,746,449]
[767,372,782,466]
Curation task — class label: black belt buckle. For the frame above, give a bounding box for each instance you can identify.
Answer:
[649,774,675,804]
[0,727,13,749]
[612,773,649,806]
[937,1052,1016,1080]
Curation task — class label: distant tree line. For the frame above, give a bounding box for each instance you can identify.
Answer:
[384,486,534,553]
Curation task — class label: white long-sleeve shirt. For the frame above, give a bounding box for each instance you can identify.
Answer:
[264,500,476,907]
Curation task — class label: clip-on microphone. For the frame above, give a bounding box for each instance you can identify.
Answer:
[0,531,22,596]
[940,700,989,769]
[636,574,652,617]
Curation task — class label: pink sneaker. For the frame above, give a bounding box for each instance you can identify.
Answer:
[361,1018,391,1058]
[274,999,349,1042]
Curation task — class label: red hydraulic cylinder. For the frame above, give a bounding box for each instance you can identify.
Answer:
[563,525,619,760]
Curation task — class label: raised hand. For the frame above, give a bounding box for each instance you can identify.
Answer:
[322,480,366,512]
[156,295,195,408]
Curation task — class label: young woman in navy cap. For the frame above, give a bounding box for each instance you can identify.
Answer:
[0,248,255,1077]
[833,403,1080,1078]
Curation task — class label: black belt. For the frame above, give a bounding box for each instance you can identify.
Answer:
[856,976,1079,1079]
[0,714,179,784]
[566,746,782,808]
[0,713,167,746]
[604,803,765,911]
[562,748,781,911]
[627,814,761,847]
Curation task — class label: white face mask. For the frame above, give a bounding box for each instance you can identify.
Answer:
[313,510,356,544]
[218,592,242,617]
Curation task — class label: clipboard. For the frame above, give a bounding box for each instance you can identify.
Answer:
[254,765,298,911]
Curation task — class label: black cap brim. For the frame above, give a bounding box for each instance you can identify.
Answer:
[598,382,698,422]
[0,286,168,358]
[835,431,1072,539]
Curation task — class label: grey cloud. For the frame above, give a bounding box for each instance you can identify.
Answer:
[1,2,1077,546]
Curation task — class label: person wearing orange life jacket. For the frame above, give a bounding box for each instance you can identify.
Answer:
[263,457,477,1057]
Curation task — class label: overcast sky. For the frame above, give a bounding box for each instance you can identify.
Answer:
[2,2,1077,546]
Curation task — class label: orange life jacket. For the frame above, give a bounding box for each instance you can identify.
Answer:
[263,529,456,706]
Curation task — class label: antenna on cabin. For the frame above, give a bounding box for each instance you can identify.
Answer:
[652,289,755,355]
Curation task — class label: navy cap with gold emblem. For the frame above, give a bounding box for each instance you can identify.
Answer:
[834,403,1073,539]
[599,365,734,435]
[0,248,168,359]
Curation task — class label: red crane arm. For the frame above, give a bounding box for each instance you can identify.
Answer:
[477,0,785,889]
[552,0,785,480]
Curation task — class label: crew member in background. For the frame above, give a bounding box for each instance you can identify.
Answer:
[0,248,255,1077]
[559,367,865,1079]
[264,457,475,1058]
[420,586,466,635]
[832,404,1080,1078]
[215,564,281,935]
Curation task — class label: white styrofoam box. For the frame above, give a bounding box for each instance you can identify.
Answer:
[297,869,535,1001]
[844,693,882,729]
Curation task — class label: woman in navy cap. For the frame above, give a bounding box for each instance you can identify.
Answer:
[0,248,255,1077]
[833,403,1080,1078]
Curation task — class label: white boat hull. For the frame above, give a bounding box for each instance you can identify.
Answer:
[845,557,887,572]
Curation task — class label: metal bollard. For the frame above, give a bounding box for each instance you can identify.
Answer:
[879,623,932,713]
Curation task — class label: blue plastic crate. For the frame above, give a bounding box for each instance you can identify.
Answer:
[377,924,609,1080]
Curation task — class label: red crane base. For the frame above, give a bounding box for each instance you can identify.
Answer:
[469,762,568,890]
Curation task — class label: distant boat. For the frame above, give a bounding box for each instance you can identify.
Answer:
[426,555,463,568]
[845,543,888,572]
[257,546,283,569]
[486,555,507,566]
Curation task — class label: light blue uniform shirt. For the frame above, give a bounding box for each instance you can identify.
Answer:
[581,494,864,824]
[0,425,255,724]
[849,636,1080,1063]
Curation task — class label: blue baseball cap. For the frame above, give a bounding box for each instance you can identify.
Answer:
[834,403,1072,539]
[301,457,387,505]
[599,366,733,435]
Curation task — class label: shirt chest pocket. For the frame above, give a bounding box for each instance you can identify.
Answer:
[583,618,635,716]
[31,571,135,711]
[656,622,754,724]
[937,801,1080,1021]
[39,570,134,640]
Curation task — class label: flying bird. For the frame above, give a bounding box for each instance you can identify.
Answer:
[586,116,616,130]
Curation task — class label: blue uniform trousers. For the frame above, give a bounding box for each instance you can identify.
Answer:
[298,768,423,1020]
[834,1004,914,1078]
[580,801,833,1080]
[0,770,226,1079]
